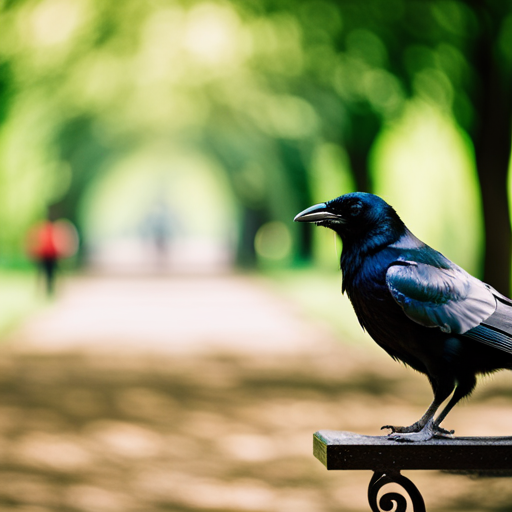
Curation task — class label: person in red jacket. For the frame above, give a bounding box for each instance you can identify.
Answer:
[27,218,78,295]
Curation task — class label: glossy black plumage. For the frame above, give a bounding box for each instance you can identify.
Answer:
[295,192,512,441]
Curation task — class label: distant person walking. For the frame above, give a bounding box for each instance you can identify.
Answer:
[27,219,78,295]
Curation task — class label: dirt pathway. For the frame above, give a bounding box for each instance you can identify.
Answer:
[10,274,336,355]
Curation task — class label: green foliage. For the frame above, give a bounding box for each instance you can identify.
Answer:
[0,0,509,272]
[0,269,42,334]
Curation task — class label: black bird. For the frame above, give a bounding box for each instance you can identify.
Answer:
[295,192,512,442]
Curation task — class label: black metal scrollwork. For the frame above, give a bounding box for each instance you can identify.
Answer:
[368,470,426,512]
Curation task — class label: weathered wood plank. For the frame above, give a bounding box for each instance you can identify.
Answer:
[314,430,512,471]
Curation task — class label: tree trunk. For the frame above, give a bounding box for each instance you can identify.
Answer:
[237,206,267,268]
[345,108,382,193]
[348,148,373,193]
[470,4,512,295]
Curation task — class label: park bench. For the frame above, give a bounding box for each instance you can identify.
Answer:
[314,430,512,511]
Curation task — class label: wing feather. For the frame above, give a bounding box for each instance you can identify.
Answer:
[464,298,512,354]
[386,261,496,334]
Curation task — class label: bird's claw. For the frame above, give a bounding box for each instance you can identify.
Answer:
[381,423,454,436]
[384,420,454,442]
[380,424,419,434]
[434,426,455,437]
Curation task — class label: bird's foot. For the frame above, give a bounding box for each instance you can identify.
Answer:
[381,422,454,436]
[385,420,454,443]
[387,429,434,442]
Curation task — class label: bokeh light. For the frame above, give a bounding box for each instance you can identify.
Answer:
[254,221,292,262]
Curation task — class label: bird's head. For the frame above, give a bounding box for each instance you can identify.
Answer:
[294,192,406,246]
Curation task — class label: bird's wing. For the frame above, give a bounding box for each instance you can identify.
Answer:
[386,261,497,334]
[464,296,512,354]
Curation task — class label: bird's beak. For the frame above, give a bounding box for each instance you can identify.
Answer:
[294,203,342,223]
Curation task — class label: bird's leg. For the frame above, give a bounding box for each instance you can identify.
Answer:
[383,377,456,441]
[381,397,441,434]
[387,376,477,442]
[433,375,477,432]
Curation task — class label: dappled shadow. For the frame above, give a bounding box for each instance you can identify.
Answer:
[0,349,509,511]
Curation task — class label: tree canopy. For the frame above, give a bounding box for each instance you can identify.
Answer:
[1,0,511,290]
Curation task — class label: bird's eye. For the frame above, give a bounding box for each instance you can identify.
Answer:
[350,202,363,216]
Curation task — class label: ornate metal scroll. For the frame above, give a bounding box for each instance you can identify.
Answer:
[368,470,426,512]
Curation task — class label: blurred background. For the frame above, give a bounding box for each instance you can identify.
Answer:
[1,0,512,511]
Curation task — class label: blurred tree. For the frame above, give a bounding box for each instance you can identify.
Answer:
[0,0,511,284]
[340,0,512,294]
[252,0,512,290]
[462,0,512,294]
[51,116,113,238]
[202,109,271,267]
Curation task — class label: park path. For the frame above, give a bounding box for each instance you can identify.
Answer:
[10,272,340,355]
[0,271,508,512]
